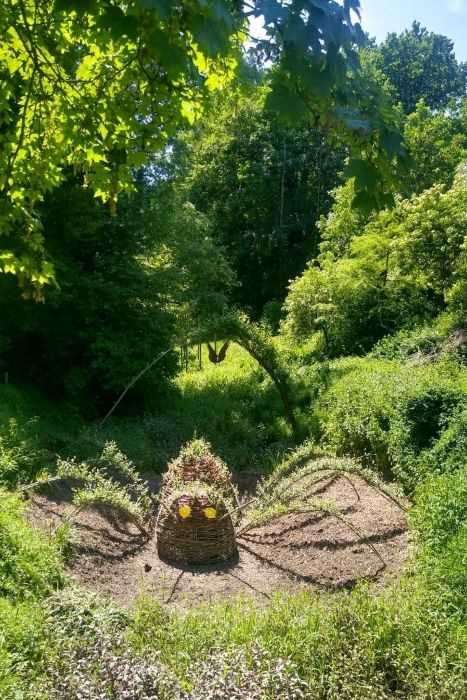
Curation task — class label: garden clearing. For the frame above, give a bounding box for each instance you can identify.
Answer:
[27,465,408,607]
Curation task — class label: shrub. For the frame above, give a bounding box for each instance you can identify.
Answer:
[0,491,64,601]
[372,324,446,361]
[0,419,44,487]
[372,314,466,363]
[411,466,467,551]
[419,406,467,476]
[422,525,467,616]
[281,258,388,357]
[0,600,45,699]
[317,357,467,490]
[317,358,399,477]
[411,467,467,617]
[281,174,467,356]
[388,364,466,487]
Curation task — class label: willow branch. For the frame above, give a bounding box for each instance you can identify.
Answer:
[100,348,171,426]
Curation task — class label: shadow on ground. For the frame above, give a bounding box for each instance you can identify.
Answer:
[27,470,409,606]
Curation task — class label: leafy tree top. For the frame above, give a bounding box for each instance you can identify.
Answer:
[375,21,466,114]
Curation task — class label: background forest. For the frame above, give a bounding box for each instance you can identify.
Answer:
[1,3,467,698]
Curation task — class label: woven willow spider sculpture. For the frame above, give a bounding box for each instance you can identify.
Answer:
[156,440,406,568]
[156,439,239,565]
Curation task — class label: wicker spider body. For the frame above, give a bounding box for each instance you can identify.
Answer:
[156,440,238,565]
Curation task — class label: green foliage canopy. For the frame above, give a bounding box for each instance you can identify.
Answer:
[0,0,242,296]
[282,168,467,355]
[0,174,233,407]
[374,21,466,114]
[403,99,467,195]
[0,0,407,295]
[180,88,345,315]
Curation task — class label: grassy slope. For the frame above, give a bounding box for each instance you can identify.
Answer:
[0,491,65,696]
[1,345,467,697]
[0,342,294,476]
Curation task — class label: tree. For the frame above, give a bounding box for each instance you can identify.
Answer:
[0,0,242,297]
[317,179,368,263]
[0,174,234,410]
[403,99,467,195]
[319,98,467,261]
[375,22,466,114]
[282,171,467,356]
[446,165,467,325]
[0,0,406,295]
[143,181,236,341]
[179,87,345,316]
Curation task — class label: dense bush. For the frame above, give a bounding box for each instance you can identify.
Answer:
[0,419,44,487]
[0,600,45,698]
[421,525,467,618]
[315,357,467,490]
[317,179,370,263]
[0,180,176,411]
[411,466,467,551]
[282,171,467,356]
[411,467,467,618]
[372,322,448,361]
[314,358,397,475]
[419,406,467,476]
[0,178,234,413]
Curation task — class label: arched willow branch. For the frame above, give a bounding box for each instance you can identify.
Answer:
[198,311,299,435]
[21,442,156,539]
[255,453,408,513]
[238,499,387,570]
[230,451,407,577]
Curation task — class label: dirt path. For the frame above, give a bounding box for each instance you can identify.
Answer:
[27,471,409,607]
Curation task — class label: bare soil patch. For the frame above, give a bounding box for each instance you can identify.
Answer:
[27,470,409,607]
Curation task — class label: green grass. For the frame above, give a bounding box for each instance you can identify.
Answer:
[411,465,467,552]
[0,491,65,698]
[128,581,467,699]
[0,600,45,698]
[1,339,467,697]
[1,338,306,482]
[0,343,295,476]
[0,490,64,601]
[86,341,294,473]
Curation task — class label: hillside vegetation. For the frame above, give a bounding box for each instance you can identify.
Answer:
[1,3,467,698]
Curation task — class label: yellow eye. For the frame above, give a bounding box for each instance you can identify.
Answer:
[203,507,217,519]
[178,504,191,519]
